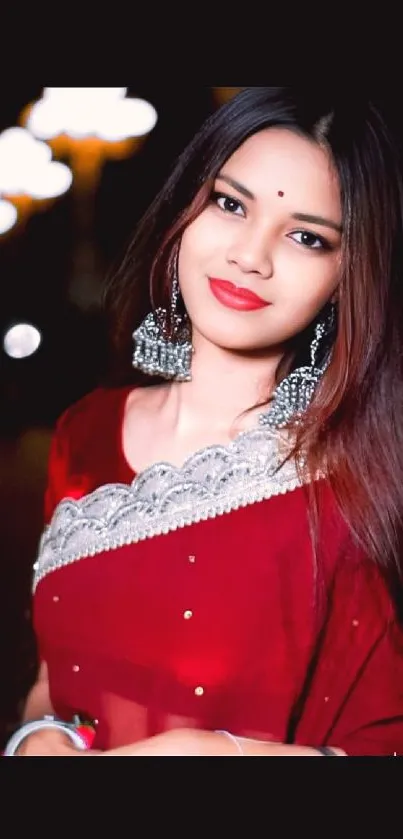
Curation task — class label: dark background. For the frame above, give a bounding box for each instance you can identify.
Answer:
[0,86,402,747]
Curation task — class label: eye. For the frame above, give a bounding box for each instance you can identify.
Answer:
[288,230,331,251]
[211,191,245,216]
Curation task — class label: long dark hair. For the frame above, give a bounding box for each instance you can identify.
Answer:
[103,87,403,612]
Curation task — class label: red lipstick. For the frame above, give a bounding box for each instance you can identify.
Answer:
[208,278,271,311]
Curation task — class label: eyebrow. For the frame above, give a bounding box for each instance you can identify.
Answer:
[216,173,342,234]
[217,174,255,200]
[291,212,342,234]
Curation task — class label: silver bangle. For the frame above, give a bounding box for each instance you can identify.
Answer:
[3,715,89,756]
[215,729,245,756]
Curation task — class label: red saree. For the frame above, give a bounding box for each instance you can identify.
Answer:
[32,386,403,755]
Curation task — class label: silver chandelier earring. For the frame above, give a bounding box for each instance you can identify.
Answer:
[132,268,194,381]
[259,303,337,429]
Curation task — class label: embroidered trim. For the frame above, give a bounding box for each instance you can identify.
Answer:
[33,426,307,591]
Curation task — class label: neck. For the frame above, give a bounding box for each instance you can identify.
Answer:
[164,332,284,436]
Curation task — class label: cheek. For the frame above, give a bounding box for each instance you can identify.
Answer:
[275,258,339,334]
[310,262,340,306]
[179,212,229,271]
[180,217,207,261]
[281,252,340,304]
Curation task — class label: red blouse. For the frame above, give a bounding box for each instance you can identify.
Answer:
[32,386,403,755]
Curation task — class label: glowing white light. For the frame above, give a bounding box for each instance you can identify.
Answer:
[3,323,42,359]
[0,199,17,234]
[0,127,72,199]
[44,87,127,103]
[26,161,73,199]
[0,127,52,166]
[23,101,63,141]
[96,98,158,141]
[26,87,158,141]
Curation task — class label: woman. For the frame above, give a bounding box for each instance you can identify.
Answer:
[5,86,403,756]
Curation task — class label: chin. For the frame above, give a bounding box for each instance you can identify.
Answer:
[212,338,270,354]
[193,322,275,354]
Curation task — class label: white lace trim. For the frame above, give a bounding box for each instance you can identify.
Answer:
[33,426,307,591]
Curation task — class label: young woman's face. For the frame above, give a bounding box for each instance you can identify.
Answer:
[178,127,342,354]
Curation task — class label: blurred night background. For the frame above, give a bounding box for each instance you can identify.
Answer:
[0,86,402,748]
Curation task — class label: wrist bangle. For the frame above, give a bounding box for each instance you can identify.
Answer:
[215,729,244,756]
[3,715,90,756]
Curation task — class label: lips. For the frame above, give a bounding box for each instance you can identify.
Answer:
[208,278,271,311]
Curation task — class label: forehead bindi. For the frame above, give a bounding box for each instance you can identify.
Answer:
[224,129,340,216]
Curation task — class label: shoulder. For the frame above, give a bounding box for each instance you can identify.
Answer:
[43,386,134,522]
[57,383,166,435]
[55,385,132,440]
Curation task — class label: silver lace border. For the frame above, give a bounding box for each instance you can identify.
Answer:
[33,426,307,591]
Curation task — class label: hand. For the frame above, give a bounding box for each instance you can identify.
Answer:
[15,728,101,756]
[101,728,342,757]
[103,728,213,757]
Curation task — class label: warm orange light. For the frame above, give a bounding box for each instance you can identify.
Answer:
[211,87,245,106]
[3,193,34,216]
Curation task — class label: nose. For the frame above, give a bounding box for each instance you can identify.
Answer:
[226,225,274,278]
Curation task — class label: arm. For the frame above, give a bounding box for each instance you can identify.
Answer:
[21,661,54,721]
[316,621,403,757]
[13,662,94,756]
[99,730,345,757]
[15,658,342,756]
[13,415,70,755]
[11,405,98,757]
[14,662,342,757]
[18,617,400,757]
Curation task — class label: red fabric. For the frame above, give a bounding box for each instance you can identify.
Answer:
[33,386,403,755]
